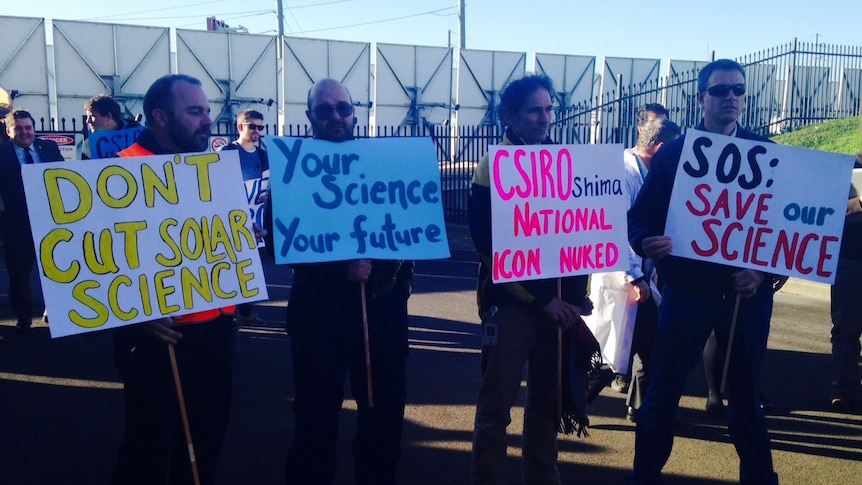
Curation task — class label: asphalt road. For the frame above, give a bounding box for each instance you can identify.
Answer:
[1,225,860,484]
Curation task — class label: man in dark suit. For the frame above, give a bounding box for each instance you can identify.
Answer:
[0,109,63,332]
[626,59,779,485]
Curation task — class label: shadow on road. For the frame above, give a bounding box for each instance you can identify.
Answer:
[1,231,861,484]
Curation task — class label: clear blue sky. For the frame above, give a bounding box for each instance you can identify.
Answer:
[6,0,861,66]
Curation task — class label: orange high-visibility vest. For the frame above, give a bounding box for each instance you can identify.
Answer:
[117,142,154,158]
[119,141,236,324]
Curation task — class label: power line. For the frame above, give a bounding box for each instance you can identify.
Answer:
[82,1,231,21]
[280,1,353,36]
[297,6,458,34]
[285,3,306,36]
[285,0,352,10]
[91,10,273,23]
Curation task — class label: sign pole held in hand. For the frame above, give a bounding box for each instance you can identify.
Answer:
[361,282,374,408]
[168,344,201,485]
[556,278,562,425]
[720,293,742,394]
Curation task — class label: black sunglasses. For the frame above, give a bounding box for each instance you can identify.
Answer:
[312,102,353,118]
[243,123,265,131]
[705,84,746,97]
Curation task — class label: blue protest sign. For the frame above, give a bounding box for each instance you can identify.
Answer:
[268,137,450,263]
[88,126,144,159]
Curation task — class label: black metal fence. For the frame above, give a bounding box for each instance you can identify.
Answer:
[33,39,862,224]
[275,123,501,223]
[555,39,862,147]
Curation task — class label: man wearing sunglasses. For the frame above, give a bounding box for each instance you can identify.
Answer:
[626,59,780,484]
[219,109,270,324]
[270,78,413,485]
[219,109,269,181]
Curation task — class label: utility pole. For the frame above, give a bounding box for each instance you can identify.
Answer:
[276,0,285,58]
[458,0,465,49]
[276,0,285,134]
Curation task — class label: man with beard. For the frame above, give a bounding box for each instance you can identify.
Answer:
[218,109,269,324]
[111,74,235,485]
[266,78,414,485]
[626,59,780,485]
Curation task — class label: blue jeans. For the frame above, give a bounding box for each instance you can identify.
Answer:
[626,284,778,485]
[830,258,862,398]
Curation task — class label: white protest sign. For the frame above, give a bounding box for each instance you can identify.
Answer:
[22,150,268,338]
[267,137,450,263]
[490,143,628,282]
[665,129,855,284]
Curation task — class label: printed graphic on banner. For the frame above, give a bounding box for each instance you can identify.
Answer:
[268,137,450,263]
[245,169,270,248]
[21,150,268,338]
[665,129,855,284]
[490,143,628,283]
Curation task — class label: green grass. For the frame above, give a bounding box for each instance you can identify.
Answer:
[771,116,862,156]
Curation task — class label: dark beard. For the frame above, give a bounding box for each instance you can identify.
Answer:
[167,118,209,152]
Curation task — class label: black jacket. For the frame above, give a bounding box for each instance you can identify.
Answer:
[0,138,64,221]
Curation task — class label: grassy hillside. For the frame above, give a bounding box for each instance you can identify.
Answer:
[771,116,862,156]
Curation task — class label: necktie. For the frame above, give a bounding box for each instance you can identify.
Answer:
[24,147,34,164]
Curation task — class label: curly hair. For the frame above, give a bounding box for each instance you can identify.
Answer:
[499,75,556,123]
[84,94,122,122]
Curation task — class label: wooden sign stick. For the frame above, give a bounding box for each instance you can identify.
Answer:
[168,343,201,485]
[361,282,374,408]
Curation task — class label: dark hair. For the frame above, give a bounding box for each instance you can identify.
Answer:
[85,94,122,122]
[143,74,202,125]
[636,103,669,128]
[237,109,264,123]
[697,59,746,93]
[499,75,555,122]
[4,109,35,127]
[636,118,681,152]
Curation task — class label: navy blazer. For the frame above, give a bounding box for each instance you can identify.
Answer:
[0,138,64,222]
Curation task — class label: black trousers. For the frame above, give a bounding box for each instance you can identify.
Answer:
[111,316,234,485]
[1,216,36,323]
[285,290,409,485]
